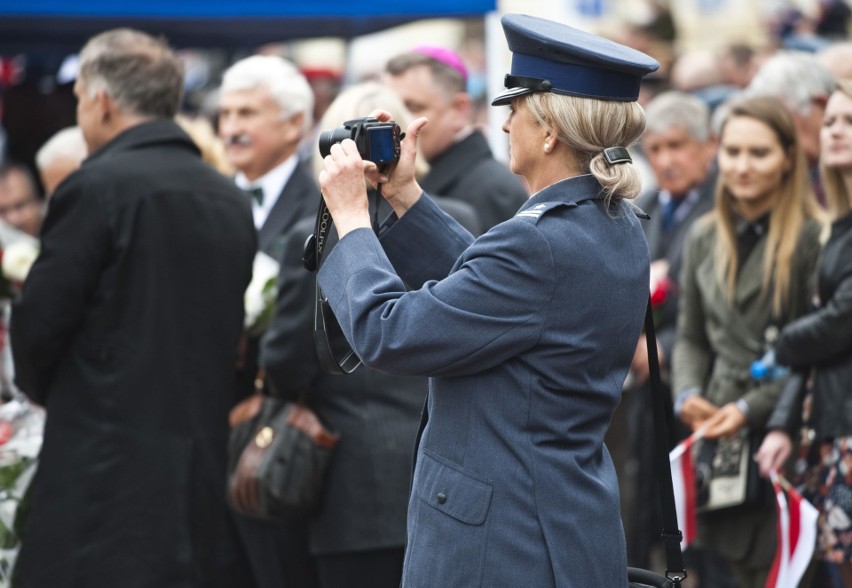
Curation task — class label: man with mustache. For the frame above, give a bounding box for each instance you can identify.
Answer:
[217,54,320,588]
[219,54,317,262]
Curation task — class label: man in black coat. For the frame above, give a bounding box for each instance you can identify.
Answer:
[385,47,529,230]
[10,29,256,588]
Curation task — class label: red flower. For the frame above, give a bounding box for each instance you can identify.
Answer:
[651,276,674,307]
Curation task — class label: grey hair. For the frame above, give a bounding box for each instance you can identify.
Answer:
[746,51,835,116]
[221,55,314,135]
[35,126,87,171]
[78,28,184,118]
[643,91,711,142]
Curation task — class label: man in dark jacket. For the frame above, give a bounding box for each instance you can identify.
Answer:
[217,53,322,588]
[10,28,256,588]
[385,47,528,230]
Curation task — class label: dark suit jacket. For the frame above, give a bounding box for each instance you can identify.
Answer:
[420,130,528,230]
[260,198,426,555]
[636,174,716,360]
[256,158,319,262]
[10,119,257,588]
[236,158,319,399]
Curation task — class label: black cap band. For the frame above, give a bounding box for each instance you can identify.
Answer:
[503,74,553,93]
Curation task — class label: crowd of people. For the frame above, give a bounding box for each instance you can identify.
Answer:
[0,5,851,588]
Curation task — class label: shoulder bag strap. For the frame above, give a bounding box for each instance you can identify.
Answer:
[643,297,687,584]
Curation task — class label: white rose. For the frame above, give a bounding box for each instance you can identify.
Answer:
[243,252,279,332]
[2,240,40,284]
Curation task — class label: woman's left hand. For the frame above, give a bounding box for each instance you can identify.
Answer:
[700,402,747,438]
[319,140,375,238]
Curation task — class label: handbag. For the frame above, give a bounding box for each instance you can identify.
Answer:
[693,428,773,513]
[226,390,340,521]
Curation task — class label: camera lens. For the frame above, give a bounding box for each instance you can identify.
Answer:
[318,127,354,158]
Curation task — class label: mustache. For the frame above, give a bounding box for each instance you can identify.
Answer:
[223,134,252,146]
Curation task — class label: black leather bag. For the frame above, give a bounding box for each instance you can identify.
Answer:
[226,394,339,521]
[628,568,677,588]
[694,428,773,513]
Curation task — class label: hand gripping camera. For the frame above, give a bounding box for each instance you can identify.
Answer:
[318,117,403,166]
[307,117,404,376]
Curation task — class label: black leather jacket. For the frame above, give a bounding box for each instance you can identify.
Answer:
[767,211,852,438]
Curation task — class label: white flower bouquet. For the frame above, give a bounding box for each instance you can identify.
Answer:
[244,251,279,336]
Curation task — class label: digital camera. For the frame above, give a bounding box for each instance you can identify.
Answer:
[318,117,403,166]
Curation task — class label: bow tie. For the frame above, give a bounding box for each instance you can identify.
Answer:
[245,186,264,206]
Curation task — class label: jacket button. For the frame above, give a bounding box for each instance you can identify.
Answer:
[436,491,447,505]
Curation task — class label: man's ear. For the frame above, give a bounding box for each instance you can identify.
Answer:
[285,112,305,142]
[94,89,113,123]
[451,92,473,125]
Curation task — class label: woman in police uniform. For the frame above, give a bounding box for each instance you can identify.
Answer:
[317,14,657,588]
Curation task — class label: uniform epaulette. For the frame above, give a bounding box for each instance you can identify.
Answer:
[514,201,578,223]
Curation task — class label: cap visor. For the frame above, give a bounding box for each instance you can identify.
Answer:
[491,87,533,106]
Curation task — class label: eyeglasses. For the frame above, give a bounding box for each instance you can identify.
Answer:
[0,197,39,218]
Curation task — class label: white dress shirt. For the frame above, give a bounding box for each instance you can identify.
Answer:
[235,155,298,231]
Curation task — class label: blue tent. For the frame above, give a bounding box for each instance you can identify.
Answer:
[0,1,497,53]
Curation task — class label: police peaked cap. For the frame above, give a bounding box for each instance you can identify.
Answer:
[492,14,660,105]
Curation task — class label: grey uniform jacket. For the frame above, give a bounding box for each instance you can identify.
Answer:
[318,174,649,587]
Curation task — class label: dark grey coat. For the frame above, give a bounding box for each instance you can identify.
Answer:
[261,207,425,555]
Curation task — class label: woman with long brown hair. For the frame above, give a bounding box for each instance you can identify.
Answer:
[673,95,823,587]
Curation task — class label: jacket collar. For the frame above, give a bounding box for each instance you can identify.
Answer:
[519,174,603,211]
[84,119,199,166]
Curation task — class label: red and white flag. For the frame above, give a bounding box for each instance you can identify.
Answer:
[765,473,818,588]
[669,435,698,550]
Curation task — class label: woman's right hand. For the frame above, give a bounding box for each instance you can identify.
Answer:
[755,430,793,478]
[680,395,718,431]
[367,109,428,218]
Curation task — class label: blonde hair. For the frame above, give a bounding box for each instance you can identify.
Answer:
[176,114,234,176]
[523,92,646,205]
[311,81,429,180]
[819,79,852,219]
[713,95,822,317]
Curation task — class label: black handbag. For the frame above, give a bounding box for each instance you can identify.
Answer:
[627,299,687,588]
[693,428,773,513]
[226,392,340,521]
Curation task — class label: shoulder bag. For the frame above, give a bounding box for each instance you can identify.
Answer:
[226,375,340,521]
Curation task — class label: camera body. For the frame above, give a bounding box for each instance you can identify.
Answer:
[318,117,402,166]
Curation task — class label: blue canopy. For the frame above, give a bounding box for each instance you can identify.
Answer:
[0,1,497,53]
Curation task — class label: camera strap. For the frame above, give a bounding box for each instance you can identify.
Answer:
[302,196,362,375]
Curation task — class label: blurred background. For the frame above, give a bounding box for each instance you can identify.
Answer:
[0,0,848,191]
